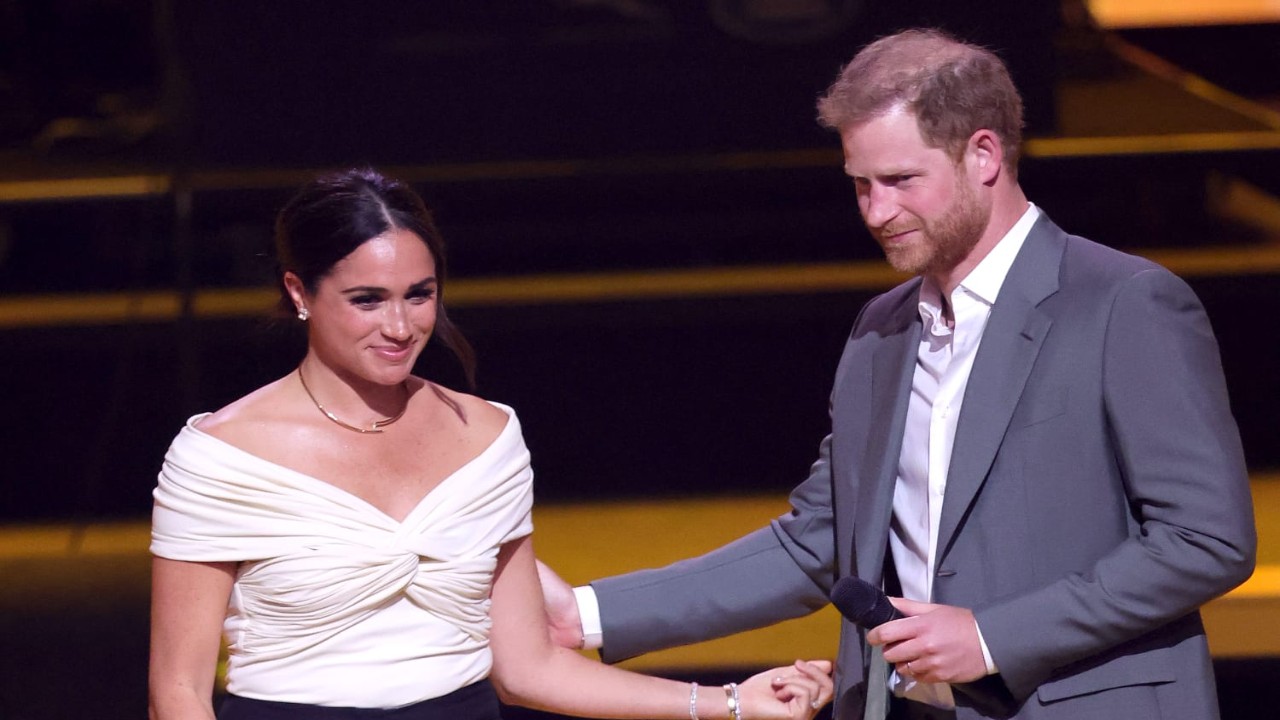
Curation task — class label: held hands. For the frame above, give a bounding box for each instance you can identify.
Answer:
[737,660,834,720]
[865,598,988,685]
[535,558,586,649]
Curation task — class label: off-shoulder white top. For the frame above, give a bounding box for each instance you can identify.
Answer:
[151,403,534,708]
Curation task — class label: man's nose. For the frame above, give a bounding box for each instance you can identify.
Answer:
[861,186,898,228]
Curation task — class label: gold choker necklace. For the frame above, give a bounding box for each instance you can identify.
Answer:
[297,367,409,434]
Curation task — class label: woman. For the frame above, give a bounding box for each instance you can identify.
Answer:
[149,168,833,720]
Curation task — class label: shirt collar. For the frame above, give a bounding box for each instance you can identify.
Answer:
[956,202,1040,306]
[917,203,1039,330]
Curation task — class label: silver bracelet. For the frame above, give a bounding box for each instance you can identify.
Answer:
[724,682,742,720]
[689,682,699,720]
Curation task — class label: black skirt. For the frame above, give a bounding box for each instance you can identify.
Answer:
[217,679,501,720]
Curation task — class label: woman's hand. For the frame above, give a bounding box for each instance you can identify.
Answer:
[737,659,834,720]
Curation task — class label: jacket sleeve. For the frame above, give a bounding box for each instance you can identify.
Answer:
[975,267,1256,699]
[592,434,839,663]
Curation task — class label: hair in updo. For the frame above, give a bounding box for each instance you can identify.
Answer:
[273,167,475,387]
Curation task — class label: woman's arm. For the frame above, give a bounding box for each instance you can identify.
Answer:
[489,535,832,720]
[149,557,236,720]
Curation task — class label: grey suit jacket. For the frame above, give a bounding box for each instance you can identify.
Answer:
[591,215,1256,719]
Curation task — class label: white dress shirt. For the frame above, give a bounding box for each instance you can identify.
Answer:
[891,203,1039,707]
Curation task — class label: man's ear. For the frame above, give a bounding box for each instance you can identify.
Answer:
[968,129,1003,185]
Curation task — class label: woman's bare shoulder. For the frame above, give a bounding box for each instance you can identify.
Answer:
[195,375,301,447]
[425,382,509,436]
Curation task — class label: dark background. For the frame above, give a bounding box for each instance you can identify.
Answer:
[0,0,1070,520]
[2,0,1277,521]
[1,2,1278,720]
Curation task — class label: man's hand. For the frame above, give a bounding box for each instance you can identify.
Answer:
[865,598,988,684]
[739,659,835,720]
[535,558,585,649]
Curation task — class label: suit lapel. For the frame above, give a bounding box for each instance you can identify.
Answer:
[853,292,921,585]
[936,217,1065,562]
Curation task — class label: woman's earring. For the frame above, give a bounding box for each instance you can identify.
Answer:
[297,307,310,321]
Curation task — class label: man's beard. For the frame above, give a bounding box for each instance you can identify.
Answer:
[879,179,989,277]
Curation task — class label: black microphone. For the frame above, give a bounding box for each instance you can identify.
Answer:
[829,576,904,629]
[832,576,1019,716]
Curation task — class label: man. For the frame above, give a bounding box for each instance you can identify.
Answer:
[540,29,1256,720]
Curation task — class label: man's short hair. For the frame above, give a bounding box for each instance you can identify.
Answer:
[817,28,1025,172]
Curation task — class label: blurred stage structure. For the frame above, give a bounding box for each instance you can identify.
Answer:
[1,1,1279,719]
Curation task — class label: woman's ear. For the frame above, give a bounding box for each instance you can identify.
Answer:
[283,272,308,316]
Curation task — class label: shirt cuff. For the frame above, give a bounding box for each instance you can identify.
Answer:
[574,585,604,650]
[974,621,999,675]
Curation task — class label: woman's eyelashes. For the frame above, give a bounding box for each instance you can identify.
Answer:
[347,287,435,309]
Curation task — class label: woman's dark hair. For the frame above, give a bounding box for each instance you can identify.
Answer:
[274,167,476,388]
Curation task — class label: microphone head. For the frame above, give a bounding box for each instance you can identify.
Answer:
[830,576,901,629]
